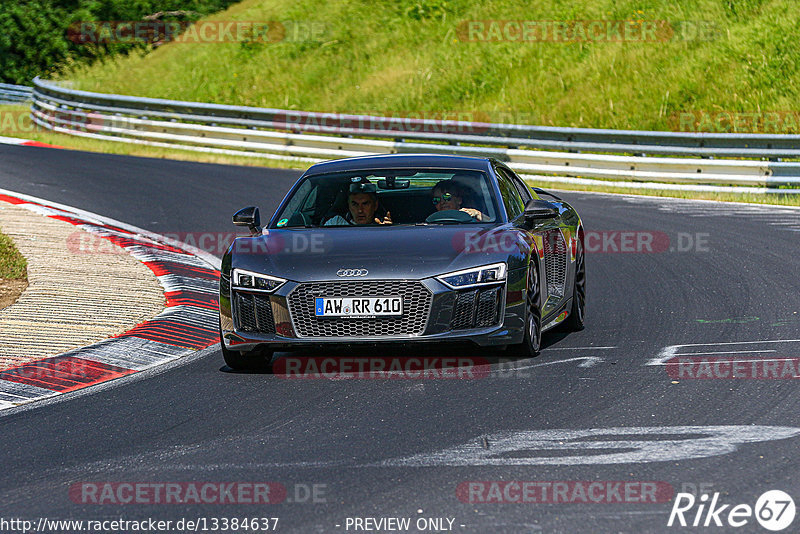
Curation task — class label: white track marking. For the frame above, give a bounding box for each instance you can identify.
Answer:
[679,339,800,346]
[609,194,800,231]
[497,357,604,374]
[526,175,800,195]
[668,358,800,366]
[377,426,800,467]
[547,188,800,210]
[648,340,800,366]
[66,337,190,371]
[66,426,800,471]
[681,350,777,356]
[156,274,218,293]
[545,346,617,350]
[0,136,31,145]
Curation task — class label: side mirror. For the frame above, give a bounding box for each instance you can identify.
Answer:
[524,199,559,221]
[233,206,261,235]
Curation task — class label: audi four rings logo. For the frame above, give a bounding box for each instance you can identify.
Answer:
[337,269,368,277]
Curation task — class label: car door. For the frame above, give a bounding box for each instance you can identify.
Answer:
[491,165,547,316]
[495,165,572,319]
[493,165,526,221]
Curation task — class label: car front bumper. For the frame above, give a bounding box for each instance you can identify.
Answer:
[219,271,528,352]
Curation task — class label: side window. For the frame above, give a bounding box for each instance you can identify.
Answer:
[508,170,533,203]
[275,179,313,227]
[495,167,526,220]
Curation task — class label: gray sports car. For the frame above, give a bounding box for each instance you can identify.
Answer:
[219,154,585,369]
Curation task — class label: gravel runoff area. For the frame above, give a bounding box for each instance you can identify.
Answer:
[0,202,165,369]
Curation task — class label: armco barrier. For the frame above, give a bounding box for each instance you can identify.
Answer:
[28,77,800,192]
[0,83,33,105]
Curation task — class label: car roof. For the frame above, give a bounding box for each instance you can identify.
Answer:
[302,154,496,176]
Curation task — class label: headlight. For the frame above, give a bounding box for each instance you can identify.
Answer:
[232,268,286,292]
[436,263,507,289]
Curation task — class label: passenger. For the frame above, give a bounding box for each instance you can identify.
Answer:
[324,182,392,225]
[431,179,486,221]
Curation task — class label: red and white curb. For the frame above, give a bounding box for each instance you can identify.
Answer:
[0,189,221,410]
[0,135,62,149]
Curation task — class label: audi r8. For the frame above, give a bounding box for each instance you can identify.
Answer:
[218,154,585,369]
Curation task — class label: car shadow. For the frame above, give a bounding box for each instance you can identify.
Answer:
[218,332,574,376]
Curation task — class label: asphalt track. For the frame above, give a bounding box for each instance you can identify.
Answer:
[2,144,800,533]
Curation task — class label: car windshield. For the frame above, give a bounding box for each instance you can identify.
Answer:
[272,169,500,228]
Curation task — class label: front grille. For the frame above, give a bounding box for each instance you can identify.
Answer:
[451,290,478,330]
[449,286,503,330]
[476,287,502,327]
[544,229,568,300]
[234,292,276,334]
[288,281,432,337]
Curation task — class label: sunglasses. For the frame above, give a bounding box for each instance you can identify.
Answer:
[432,192,455,205]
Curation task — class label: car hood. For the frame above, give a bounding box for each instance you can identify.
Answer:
[230,224,529,282]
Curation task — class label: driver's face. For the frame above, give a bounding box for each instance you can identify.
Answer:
[348,193,378,224]
[433,189,462,211]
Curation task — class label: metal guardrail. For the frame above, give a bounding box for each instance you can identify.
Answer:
[0,83,33,105]
[29,77,800,191]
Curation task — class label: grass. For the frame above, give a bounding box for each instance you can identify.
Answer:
[0,184,29,309]
[0,231,26,280]
[62,0,800,132]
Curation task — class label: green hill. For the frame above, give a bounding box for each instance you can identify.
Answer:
[64,0,800,131]
[0,0,240,84]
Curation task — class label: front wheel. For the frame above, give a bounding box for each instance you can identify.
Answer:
[220,322,272,370]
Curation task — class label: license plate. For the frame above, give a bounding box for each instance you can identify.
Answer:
[315,296,403,317]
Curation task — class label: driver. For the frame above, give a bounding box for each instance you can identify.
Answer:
[324,182,392,226]
[431,179,486,221]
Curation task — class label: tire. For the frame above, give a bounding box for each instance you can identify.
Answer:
[219,322,272,370]
[510,262,542,358]
[563,236,586,332]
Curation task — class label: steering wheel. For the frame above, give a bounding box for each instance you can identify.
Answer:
[285,212,313,227]
[425,209,475,224]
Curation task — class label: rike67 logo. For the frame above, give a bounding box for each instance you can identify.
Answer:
[668,490,795,530]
